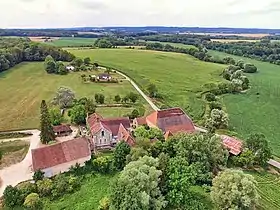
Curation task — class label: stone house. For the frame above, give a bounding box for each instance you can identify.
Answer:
[87,113,134,149]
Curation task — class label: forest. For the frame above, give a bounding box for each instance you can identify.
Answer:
[0,38,74,72]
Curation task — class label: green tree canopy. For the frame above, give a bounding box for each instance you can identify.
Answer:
[110,156,167,210]
[40,100,55,144]
[113,141,131,170]
[24,193,43,210]
[52,86,75,108]
[49,107,64,126]
[69,104,86,124]
[246,133,272,166]
[134,126,164,141]
[211,170,258,210]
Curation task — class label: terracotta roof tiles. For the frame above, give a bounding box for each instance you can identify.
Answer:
[32,137,91,171]
[221,135,243,155]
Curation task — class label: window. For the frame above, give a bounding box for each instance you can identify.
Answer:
[101,131,105,137]
[99,139,101,144]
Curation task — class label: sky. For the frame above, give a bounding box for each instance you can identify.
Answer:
[0,0,279,29]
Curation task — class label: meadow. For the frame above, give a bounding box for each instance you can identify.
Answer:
[208,50,280,156]
[44,37,97,47]
[69,48,225,122]
[0,62,144,131]
[247,171,280,210]
[43,174,116,210]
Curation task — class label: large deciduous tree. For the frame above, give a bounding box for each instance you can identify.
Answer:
[44,55,57,74]
[110,156,167,210]
[205,109,229,132]
[40,100,55,144]
[134,126,164,141]
[49,107,64,126]
[52,87,75,108]
[246,133,271,166]
[69,104,86,124]
[211,170,258,210]
[113,141,131,170]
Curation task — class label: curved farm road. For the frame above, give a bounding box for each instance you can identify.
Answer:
[0,130,41,196]
[113,68,280,170]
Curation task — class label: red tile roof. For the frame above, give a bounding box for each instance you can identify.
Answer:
[53,124,72,133]
[135,117,147,126]
[117,124,135,146]
[87,113,131,137]
[32,137,91,171]
[146,108,195,134]
[221,135,243,155]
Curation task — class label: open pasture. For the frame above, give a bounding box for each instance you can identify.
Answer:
[209,50,280,156]
[0,62,143,131]
[69,48,225,122]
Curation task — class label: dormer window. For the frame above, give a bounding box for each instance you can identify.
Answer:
[101,131,105,137]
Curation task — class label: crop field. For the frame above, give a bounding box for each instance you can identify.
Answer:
[0,62,144,131]
[44,37,97,47]
[246,171,280,210]
[69,48,225,122]
[208,50,280,156]
[43,174,116,210]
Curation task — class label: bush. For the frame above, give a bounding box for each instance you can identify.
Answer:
[24,193,43,210]
[93,156,114,173]
[205,93,216,102]
[98,197,110,210]
[3,185,24,208]
[209,101,222,110]
[244,63,257,73]
[37,178,53,196]
[33,170,44,182]
[17,182,37,197]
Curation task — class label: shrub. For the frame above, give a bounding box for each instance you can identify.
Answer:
[205,93,216,102]
[93,156,114,173]
[37,178,53,196]
[3,185,24,208]
[244,63,258,73]
[98,197,110,210]
[17,182,37,197]
[33,170,44,182]
[24,193,43,210]
[209,101,222,110]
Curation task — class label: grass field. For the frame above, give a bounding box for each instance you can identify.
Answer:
[0,62,144,131]
[69,48,225,122]
[208,50,280,156]
[96,107,135,118]
[43,174,116,210]
[44,37,97,47]
[246,171,280,210]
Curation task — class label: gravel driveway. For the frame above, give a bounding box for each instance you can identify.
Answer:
[0,130,41,196]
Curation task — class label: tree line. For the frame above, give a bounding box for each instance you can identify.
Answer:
[0,37,75,73]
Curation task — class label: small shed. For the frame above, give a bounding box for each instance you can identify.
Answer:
[53,124,73,137]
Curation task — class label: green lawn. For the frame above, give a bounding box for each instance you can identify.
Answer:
[246,171,280,210]
[96,107,135,118]
[45,37,97,47]
[69,48,225,122]
[209,50,280,156]
[43,174,116,210]
[0,62,144,131]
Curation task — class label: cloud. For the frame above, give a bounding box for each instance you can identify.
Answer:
[0,0,279,28]
[73,0,108,10]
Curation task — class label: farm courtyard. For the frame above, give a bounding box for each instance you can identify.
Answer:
[0,62,146,131]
